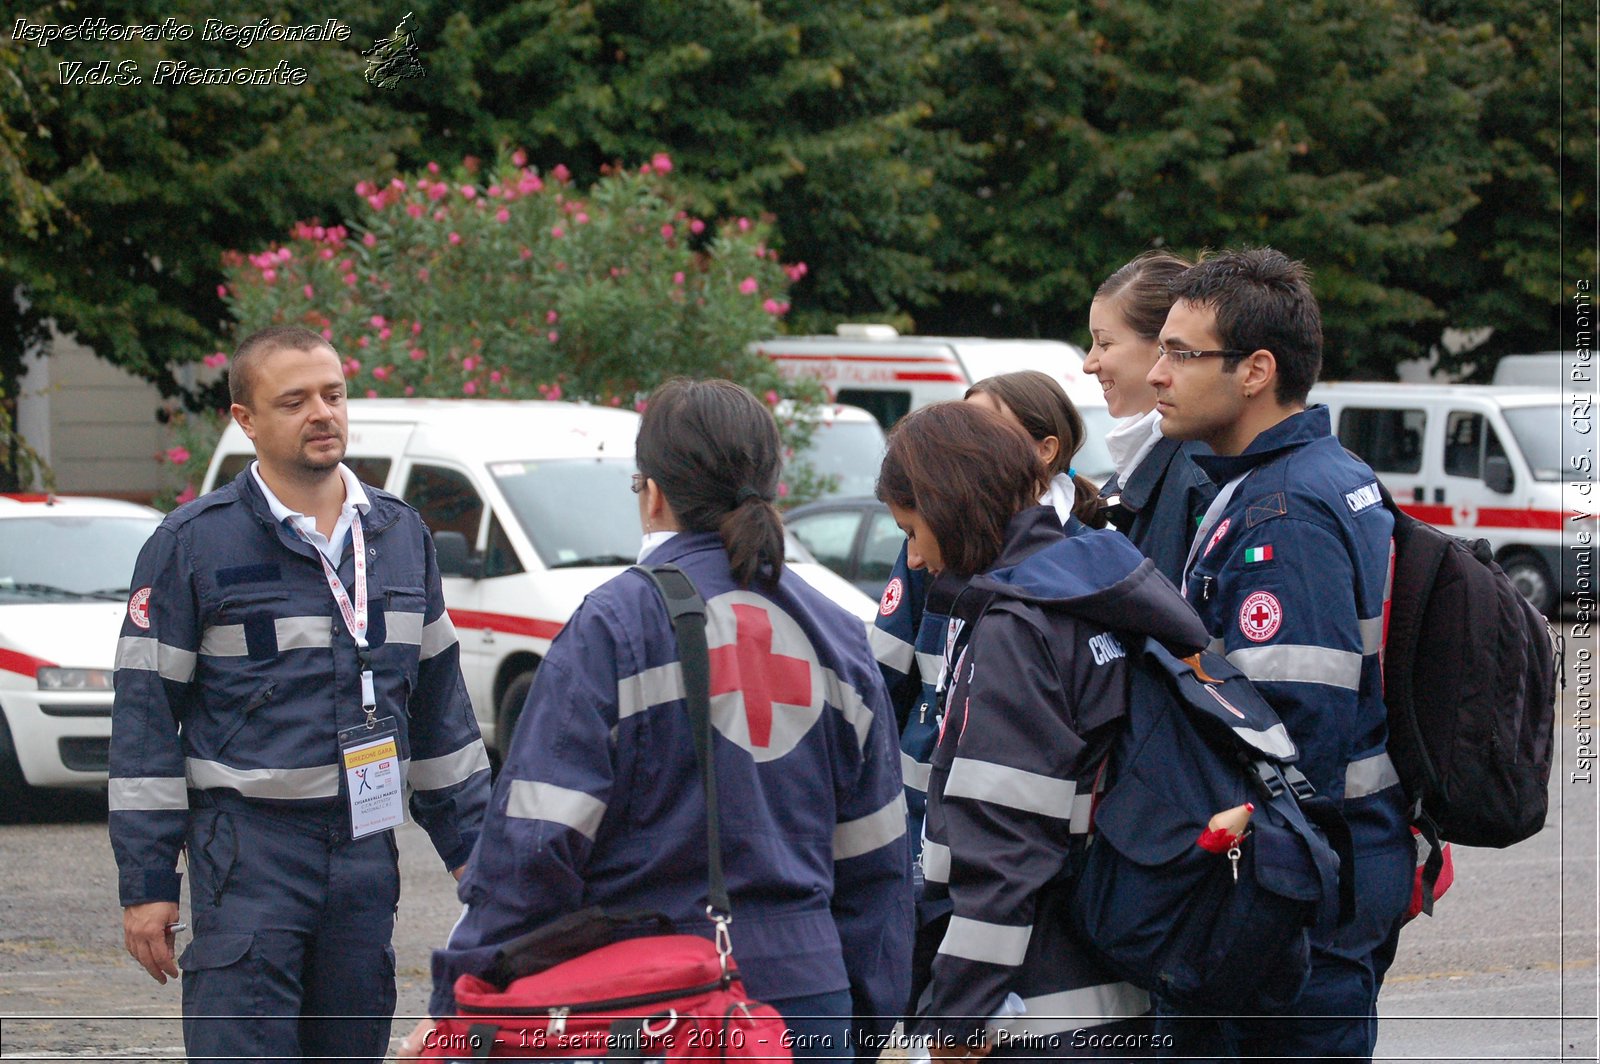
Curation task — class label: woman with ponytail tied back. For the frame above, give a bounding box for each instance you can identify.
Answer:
[419,379,912,1064]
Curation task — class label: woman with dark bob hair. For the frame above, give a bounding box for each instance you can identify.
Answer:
[879,402,1207,1060]
[408,380,912,1063]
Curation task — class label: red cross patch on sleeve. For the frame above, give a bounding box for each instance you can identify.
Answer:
[1238,591,1283,642]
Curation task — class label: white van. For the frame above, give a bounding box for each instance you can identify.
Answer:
[1309,382,1588,614]
[754,325,1115,481]
[202,399,877,755]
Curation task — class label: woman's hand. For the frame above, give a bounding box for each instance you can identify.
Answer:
[395,1018,434,1059]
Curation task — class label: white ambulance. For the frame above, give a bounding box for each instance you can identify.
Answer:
[0,494,161,794]
[1310,382,1591,615]
[754,325,1116,481]
[202,399,877,757]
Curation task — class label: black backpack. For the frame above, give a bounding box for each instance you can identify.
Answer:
[1071,638,1354,1013]
[1376,480,1559,910]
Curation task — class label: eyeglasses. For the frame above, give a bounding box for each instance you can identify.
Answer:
[1157,343,1249,364]
[631,472,646,494]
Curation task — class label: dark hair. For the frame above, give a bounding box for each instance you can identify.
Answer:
[1168,248,1323,405]
[230,325,335,407]
[1094,250,1195,341]
[876,402,1046,576]
[964,371,1105,529]
[635,379,785,588]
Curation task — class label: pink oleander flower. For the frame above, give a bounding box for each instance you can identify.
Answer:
[303,284,315,299]
[417,268,430,282]
[365,389,378,398]
[412,321,423,335]
[673,271,685,286]
[519,174,543,195]
[427,161,440,174]
[404,385,415,396]
[370,315,386,329]
[545,310,559,323]
[547,384,563,400]
[410,348,426,361]
[490,370,502,383]
[448,232,462,245]
[777,482,790,499]
[433,209,448,222]
[762,298,782,315]
[344,358,361,374]
[738,276,758,295]
[321,328,334,341]
[203,352,228,369]
[277,248,292,262]
[175,485,197,505]
[166,446,191,465]
[460,185,477,200]
[496,208,510,224]
[737,217,751,232]
[551,226,565,239]
[575,212,589,224]
[764,390,779,406]
[427,183,448,201]
[660,224,675,240]
[363,233,378,247]
[689,218,705,235]
[357,336,370,348]
[462,356,478,372]
[312,225,326,239]
[343,273,358,286]
[634,399,648,412]
[261,269,277,283]
[366,194,385,211]
[463,381,478,395]
[406,203,424,219]
[379,327,392,340]
[217,284,228,298]
[356,181,374,196]
[552,164,571,183]
[320,248,335,260]
[512,149,527,167]
[520,247,533,260]
[610,395,623,406]
[651,152,673,174]
[547,331,559,343]
[372,366,391,381]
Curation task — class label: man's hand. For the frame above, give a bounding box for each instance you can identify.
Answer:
[397,1017,435,1059]
[932,1043,992,1064]
[123,901,181,984]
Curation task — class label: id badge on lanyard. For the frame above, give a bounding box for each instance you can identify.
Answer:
[302,516,405,838]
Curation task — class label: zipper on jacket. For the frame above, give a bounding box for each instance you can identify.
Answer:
[215,683,276,755]
[457,973,733,1017]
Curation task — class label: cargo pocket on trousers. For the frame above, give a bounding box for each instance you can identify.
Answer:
[179,932,254,973]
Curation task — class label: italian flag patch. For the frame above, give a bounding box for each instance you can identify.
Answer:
[1244,545,1273,563]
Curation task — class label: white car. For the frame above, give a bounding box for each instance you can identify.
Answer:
[0,494,161,792]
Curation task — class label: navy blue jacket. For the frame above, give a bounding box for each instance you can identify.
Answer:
[109,469,491,906]
[431,532,913,1029]
[1099,435,1216,586]
[1185,407,1409,854]
[913,507,1210,1043]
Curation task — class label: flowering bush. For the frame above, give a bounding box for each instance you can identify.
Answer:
[213,152,828,498]
[154,405,229,511]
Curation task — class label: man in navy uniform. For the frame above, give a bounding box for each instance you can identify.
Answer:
[111,325,491,1062]
[1149,250,1412,1061]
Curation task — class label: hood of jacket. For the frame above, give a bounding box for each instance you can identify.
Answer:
[965,506,1210,654]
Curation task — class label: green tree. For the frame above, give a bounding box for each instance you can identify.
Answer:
[917,0,1527,378]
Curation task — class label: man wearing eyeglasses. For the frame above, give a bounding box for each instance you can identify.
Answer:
[1148,249,1412,1062]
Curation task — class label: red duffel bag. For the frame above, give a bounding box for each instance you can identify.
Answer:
[424,933,790,1061]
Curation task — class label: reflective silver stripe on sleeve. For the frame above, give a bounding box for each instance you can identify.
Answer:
[505,779,607,840]
[1359,616,1385,656]
[420,614,459,661]
[834,793,907,859]
[1345,750,1402,799]
[900,751,931,794]
[617,662,685,720]
[938,915,1033,966]
[275,616,333,651]
[1226,644,1362,691]
[866,625,914,673]
[108,776,189,812]
[407,740,491,791]
[921,839,952,884]
[186,758,340,800]
[115,636,197,683]
[384,610,425,647]
[822,667,875,750]
[915,651,945,687]
[1005,983,1152,1037]
[944,757,1078,818]
[198,624,247,657]
[1069,791,1096,835]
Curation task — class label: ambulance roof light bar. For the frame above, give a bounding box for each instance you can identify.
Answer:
[834,324,900,340]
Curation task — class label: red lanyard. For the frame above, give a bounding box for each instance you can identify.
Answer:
[298,515,368,648]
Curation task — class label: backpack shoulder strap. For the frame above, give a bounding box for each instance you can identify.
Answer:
[630,564,728,918]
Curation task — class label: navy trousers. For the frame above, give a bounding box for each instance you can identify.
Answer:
[179,793,400,1064]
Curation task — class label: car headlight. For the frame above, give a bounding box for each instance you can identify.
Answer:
[36,667,114,692]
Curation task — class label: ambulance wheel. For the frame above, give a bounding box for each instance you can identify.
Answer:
[496,671,535,761]
[1502,552,1555,617]
[0,713,31,817]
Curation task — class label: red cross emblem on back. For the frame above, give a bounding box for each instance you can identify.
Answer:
[709,603,814,747]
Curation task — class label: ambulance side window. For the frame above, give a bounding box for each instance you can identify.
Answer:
[404,464,485,552]
[483,515,525,578]
[1336,407,1425,474]
[1444,411,1503,480]
[836,389,911,432]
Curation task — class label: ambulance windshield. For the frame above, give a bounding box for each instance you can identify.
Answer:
[1502,406,1584,481]
[491,458,640,568]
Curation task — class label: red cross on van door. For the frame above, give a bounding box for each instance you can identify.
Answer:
[704,593,825,760]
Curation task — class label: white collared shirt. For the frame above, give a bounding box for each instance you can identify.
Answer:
[251,461,371,567]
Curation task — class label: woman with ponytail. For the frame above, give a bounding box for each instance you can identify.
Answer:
[964,370,1106,531]
[419,379,912,1063]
